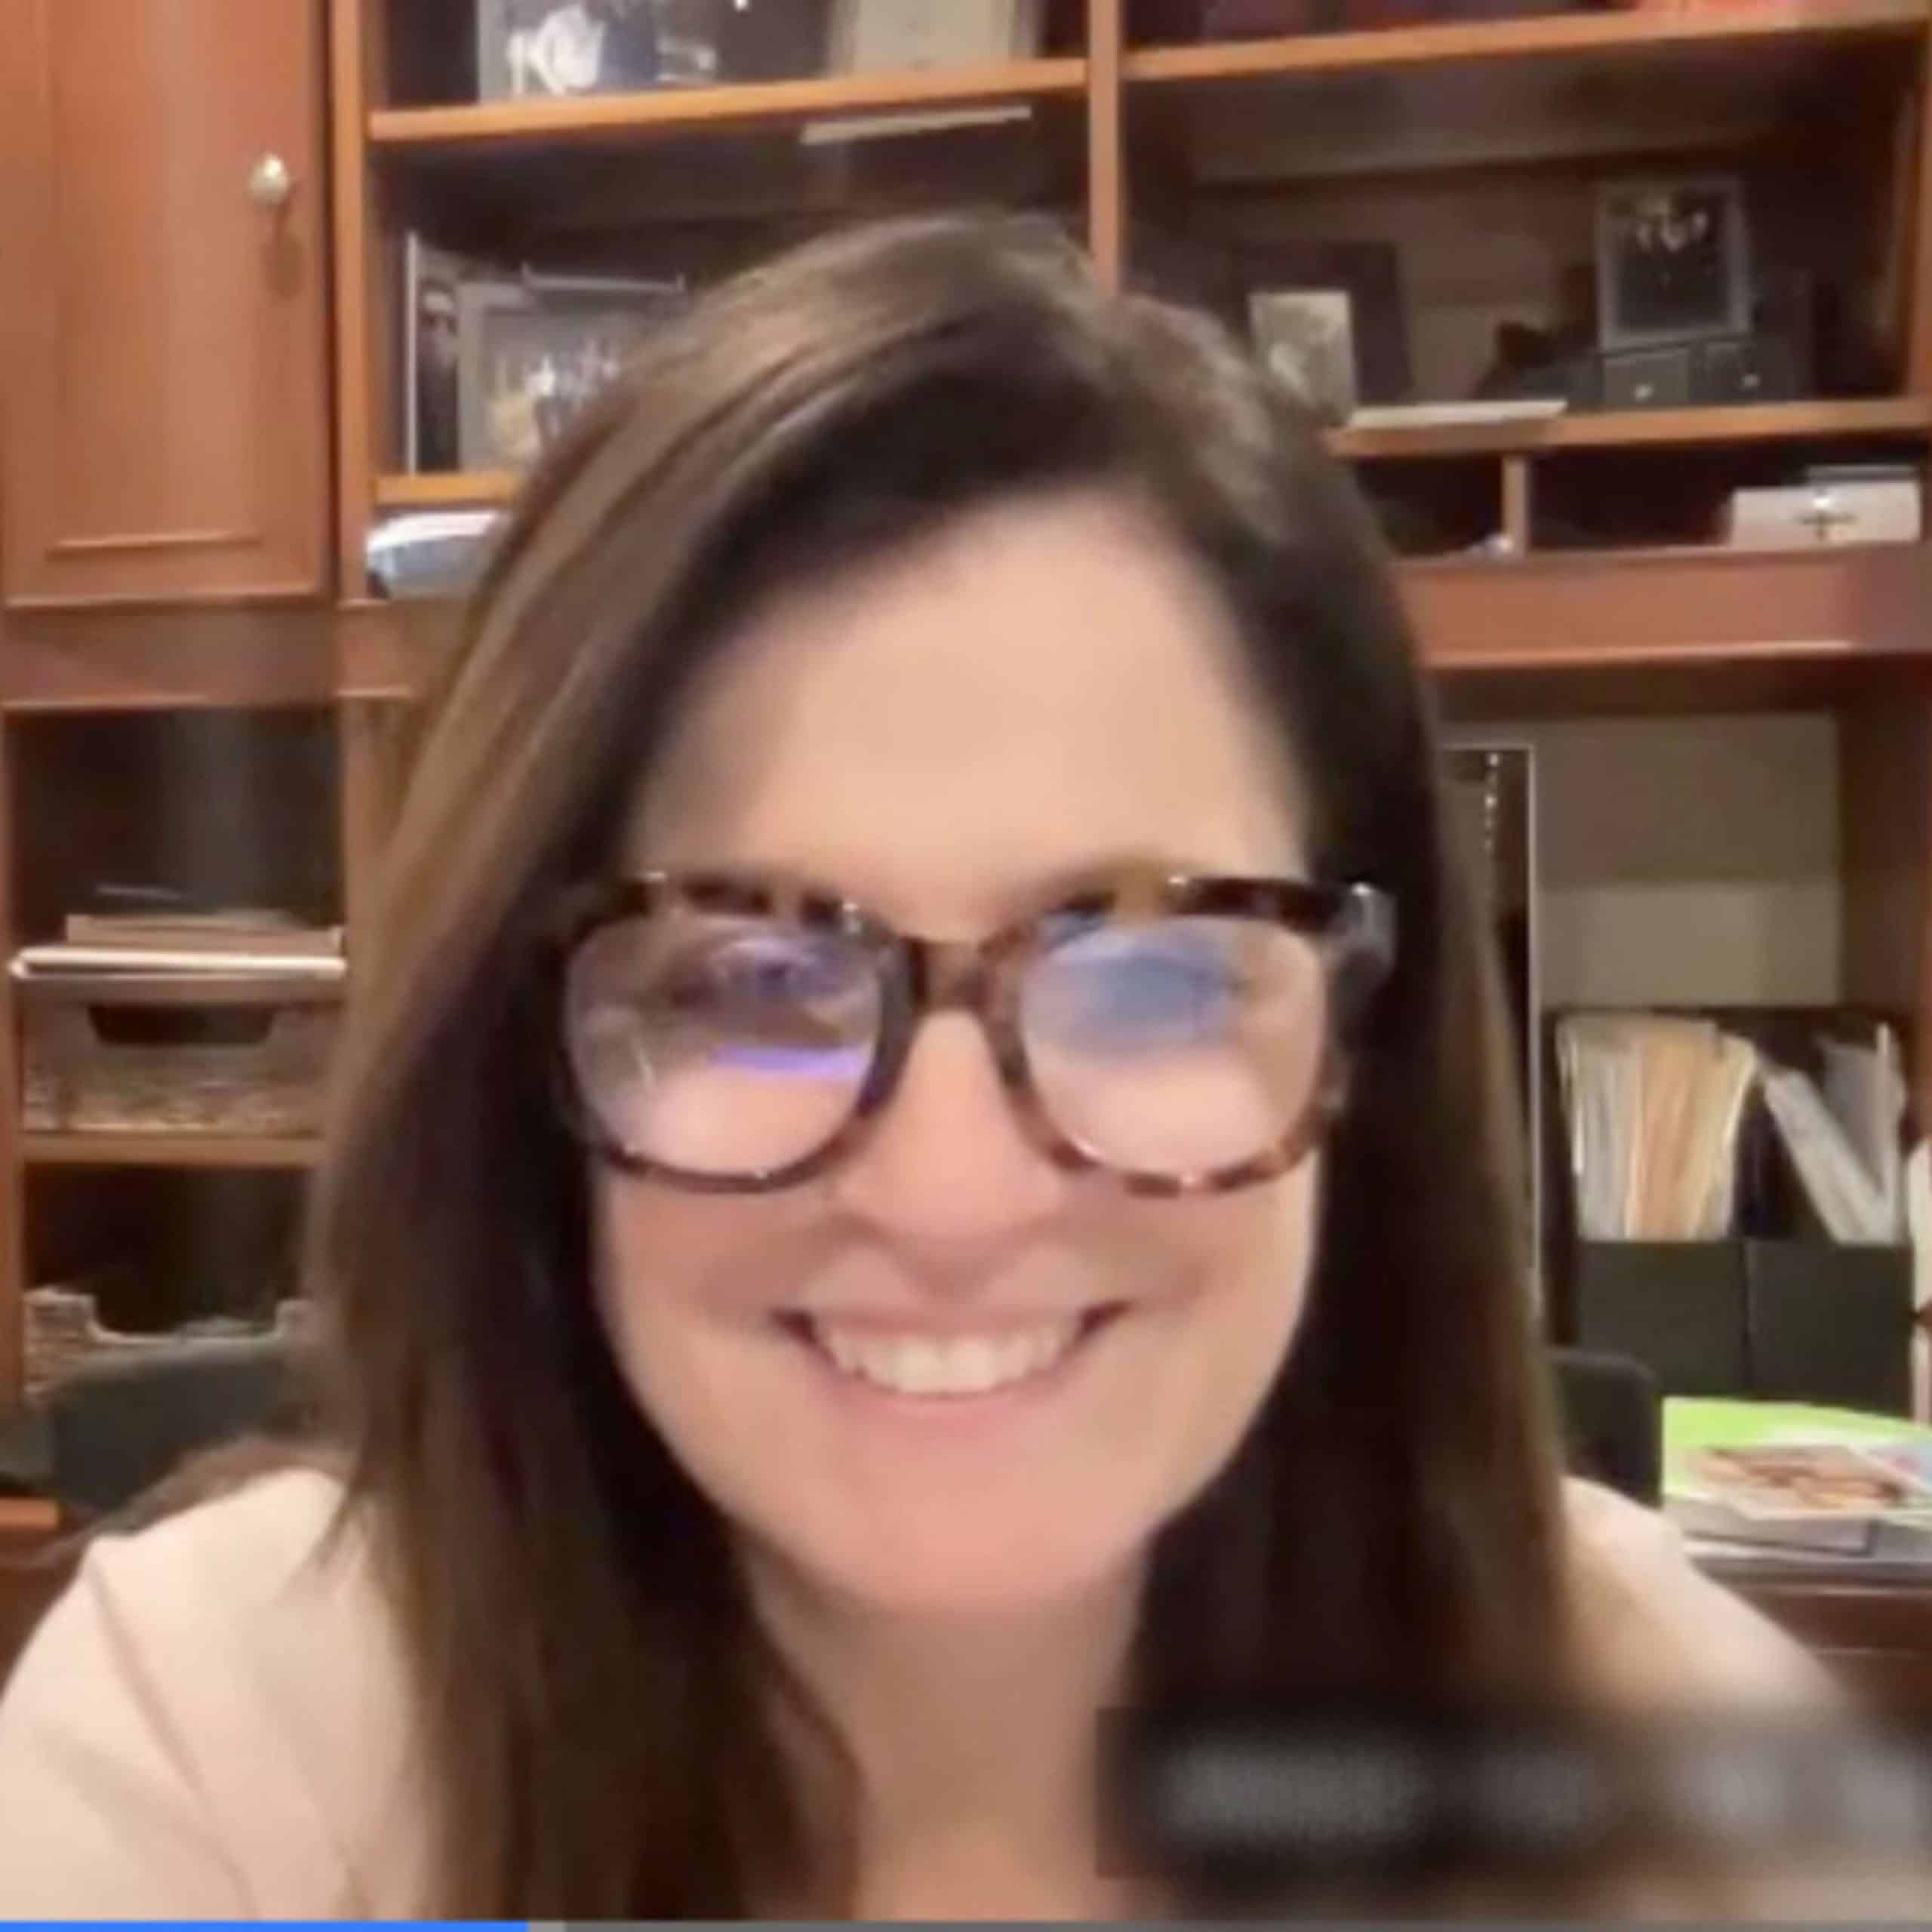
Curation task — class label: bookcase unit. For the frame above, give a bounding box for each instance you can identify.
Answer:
[2,0,1932,1412]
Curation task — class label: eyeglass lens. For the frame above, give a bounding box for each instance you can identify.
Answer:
[564,908,1331,1180]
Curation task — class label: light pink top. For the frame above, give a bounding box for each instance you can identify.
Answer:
[0,1470,1841,1917]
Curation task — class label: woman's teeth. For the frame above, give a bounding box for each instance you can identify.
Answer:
[806,1317,1083,1396]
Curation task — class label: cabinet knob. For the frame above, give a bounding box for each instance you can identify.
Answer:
[248,153,295,209]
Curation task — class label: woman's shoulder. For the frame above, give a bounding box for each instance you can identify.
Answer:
[1558,1474,1838,1712]
[0,1466,430,1917]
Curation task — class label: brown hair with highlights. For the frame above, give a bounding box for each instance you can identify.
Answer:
[309,214,1571,1916]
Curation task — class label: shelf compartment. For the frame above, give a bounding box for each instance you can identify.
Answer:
[8,710,342,949]
[1124,1,1929,88]
[369,58,1089,151]
[23,1165,309,1392]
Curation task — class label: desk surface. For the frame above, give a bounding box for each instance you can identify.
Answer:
[1696,1549,1932,1708]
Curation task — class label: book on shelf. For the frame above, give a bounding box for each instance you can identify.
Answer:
[1665,1397,1932,1559]
[59,910,345,958]
[1344,398,1567,432]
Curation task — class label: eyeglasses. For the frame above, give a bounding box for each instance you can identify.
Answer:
[550,869,1395,1196]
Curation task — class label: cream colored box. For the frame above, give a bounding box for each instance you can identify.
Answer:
[1724,476,1922,549]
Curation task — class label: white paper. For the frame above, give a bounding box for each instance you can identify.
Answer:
[1761,1064,1893,1244]
[1818,1024,1906,1239]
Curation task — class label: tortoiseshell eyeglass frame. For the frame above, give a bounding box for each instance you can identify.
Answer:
[547,868,1396,1198]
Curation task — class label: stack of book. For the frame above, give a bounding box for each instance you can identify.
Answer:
[13,907,346,986]
[1666,1397,1932,1561]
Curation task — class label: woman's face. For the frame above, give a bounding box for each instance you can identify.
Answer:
[593,491,1321,1614]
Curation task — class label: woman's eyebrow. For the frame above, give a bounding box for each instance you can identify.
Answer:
[992,851,1291,922]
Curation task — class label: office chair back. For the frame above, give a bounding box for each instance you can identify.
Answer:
[1549,1345,1663,1507]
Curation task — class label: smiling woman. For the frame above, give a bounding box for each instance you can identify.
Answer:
[0,216,1832,1920]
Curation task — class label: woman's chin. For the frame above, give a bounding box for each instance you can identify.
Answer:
[757,1519,1146,1620]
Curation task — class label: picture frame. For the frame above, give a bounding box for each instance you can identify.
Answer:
[1238,239,1410,406]
[401,234,463,473]
[1595,174,1752,352]
[477,0,720,102]
[1248,288,1358,424]
[456,273,688,472]
[826,0,1041,72]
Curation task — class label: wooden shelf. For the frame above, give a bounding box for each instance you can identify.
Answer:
[0,604,346,712]
[369,58,1088,150]
[0,601,456,712]
[374,471,518,510]
[20,1133,323,1171]
[1328,398,1932,461]
[1411,541,1932,670]
[1124,0,1928,88]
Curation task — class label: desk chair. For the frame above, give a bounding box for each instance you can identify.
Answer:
[18,1333,312,1520]
[1549,1345,1663,1508]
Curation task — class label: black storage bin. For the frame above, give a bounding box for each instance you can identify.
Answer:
[1574,1242,1749,1397]
[1745,1239,1913,1417]
[1551,1006,1915,1417]
[1574,1238,1912,1413]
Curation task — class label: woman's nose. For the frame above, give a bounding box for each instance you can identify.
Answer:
[829,1010,1070,1260]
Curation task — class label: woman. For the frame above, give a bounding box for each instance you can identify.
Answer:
[0,217,1825,1918]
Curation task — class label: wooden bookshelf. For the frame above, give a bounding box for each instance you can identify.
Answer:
[9,0,1932,1420]
[19,1134,325,1171]
[368,58,1089,150]
[1122,0,1928,87]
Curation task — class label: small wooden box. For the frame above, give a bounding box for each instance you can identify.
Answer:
[1724,476,1923,549]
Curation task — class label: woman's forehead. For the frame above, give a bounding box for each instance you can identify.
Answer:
[627,491,1308,927]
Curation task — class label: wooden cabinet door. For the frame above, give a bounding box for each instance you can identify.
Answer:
[0,1,328,604]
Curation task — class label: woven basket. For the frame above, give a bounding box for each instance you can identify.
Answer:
[20,1000,335,1135]
[23,1285,315,1406]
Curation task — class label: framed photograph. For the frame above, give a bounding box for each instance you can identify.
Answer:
[827,0,1038,71]
[1238,239,1409,405]
[1248,288,1358,424]
[1596,175,1752,352]
[478,1,719,101]
[402,234,463,473]
[457,275,688,472]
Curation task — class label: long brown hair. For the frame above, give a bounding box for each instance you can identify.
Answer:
[309,214,1572,1916]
